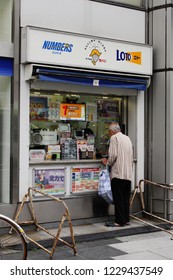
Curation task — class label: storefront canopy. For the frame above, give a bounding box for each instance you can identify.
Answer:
[33,67,149,91]
[0,57,13,76]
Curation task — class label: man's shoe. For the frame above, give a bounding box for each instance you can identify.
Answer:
[114,223,125,227]
[105,221,127,227]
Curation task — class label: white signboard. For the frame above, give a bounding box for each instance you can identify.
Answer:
[21,26,153,76]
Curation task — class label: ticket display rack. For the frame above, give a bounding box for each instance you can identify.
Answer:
[130,179,173,239]
[14,187,77,259]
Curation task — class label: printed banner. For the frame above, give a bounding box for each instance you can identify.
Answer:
[34,169,65,194]
[72,167,100,192]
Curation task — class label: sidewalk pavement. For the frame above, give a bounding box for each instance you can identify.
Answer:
[26,216,173,244]
[1,217,173,260]
[25,217,173,260]
[25,216,173,248]
[110,230,173,260]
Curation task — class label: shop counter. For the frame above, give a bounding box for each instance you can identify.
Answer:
[29,159,102,165]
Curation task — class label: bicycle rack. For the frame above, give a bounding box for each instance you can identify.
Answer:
[14,187,77,259]
[130,179,173,239]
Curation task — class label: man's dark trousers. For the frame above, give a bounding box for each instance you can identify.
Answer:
[111,177,131,226]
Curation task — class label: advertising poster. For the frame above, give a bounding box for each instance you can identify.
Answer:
[30,96,48,120]
[72,167,100,192]
[48,97,60,121]
[34,169,65,194]
[97,99,120,119]
[86,103,97,122]
[60,103,86,121]
[48,102,60,121]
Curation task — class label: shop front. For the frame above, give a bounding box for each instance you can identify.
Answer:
[20,26,152,223]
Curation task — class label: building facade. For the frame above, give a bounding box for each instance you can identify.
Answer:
[147,0,173,219]
[0,0,172,223]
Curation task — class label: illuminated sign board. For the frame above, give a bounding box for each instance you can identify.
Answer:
[21,26,153,76]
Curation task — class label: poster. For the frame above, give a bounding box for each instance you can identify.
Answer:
[34,169,65,194]
[97,99,120,119]
[86,103,97,122]
[72,167,100,192]
[48,97,60,121]
[30,96,48,120]
[60,103,86,121]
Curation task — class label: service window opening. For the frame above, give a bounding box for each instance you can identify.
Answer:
[29,90,126,161]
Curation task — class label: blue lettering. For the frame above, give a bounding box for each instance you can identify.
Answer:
[42,40,73,52]
[68,44,73,52]
[116,49,121,61]
[120,52,125,60]
[52,42,59,50]
[61,43,65,51]
[116,49,132,61]
[42,41,50,49]
[58,43,63,51]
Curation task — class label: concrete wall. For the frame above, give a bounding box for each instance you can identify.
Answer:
[148,0,173,184]
[147,0,173,219]
[20,0,145,43]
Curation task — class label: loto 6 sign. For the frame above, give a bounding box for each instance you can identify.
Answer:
[116,49,142,65]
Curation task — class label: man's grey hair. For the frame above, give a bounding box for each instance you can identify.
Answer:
[109,122,121,132]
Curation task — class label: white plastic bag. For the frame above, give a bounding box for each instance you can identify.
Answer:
[98,168,114,204]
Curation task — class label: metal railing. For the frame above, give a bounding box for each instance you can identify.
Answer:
[130,179,173,239]
[14,187,77,259]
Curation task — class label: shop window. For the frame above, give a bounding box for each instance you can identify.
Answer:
[29,91,124,162]
[0,76,11,203]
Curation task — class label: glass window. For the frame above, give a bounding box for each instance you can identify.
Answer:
[0,76,11,203]
[29,91,125,161]
[113,0,144,6]
[93,0,145,8]
[0,0,13,42]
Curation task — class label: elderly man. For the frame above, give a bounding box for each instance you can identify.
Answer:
[102,122,133,227]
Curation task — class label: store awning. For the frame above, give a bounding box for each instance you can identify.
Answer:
[33,67,149,91]
[0,57,13,76]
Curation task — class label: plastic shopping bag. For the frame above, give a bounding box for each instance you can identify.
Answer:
[98,168,114,204]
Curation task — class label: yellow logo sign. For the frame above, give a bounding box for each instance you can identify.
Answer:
[89,49,102,65]
[128,52,142,65]
[116,50,142,65]
[85,40,107,66]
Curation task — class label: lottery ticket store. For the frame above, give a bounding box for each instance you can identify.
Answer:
[20,26,152,222]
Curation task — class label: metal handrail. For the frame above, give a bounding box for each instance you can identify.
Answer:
[130,179,173,239]
[14,186,77,259]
